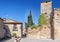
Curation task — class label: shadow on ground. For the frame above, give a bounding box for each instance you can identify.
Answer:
[0,38,11,42]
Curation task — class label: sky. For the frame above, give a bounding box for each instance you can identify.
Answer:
[0,0,60,27]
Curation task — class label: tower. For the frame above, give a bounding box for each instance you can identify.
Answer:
[54,8,60,39]
[41,0,52,19]
[41,0,54,40]
[41,0,52,28]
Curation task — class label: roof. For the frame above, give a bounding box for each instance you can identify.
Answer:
[3,18,17,22]
[4,22,22,24]
[1,18,22,24]
[0,18,4,21]
[54,8,60,11]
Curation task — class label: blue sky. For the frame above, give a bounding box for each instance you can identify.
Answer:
[0,0,60,27]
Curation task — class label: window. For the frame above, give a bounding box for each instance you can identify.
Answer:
[44,27,46,29]
[45,12,47,15]
[46,1,48,3]
[13,24,18,31]
[57,14,59,16]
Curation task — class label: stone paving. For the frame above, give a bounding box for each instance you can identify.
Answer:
[0,38,60,42]
[20,38,60,42]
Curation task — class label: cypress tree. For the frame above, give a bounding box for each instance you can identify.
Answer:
[28,10,34,27]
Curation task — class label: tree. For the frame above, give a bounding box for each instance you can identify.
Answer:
[28,10,34,27]
[12,33,17,38]
[38,13,47,26]
[25,22,28,32]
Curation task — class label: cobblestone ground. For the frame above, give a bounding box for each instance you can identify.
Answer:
[0,38,60,42]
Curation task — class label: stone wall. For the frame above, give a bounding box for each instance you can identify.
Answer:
[27,25,60,40]
[54,8,60,40]
[27,27,40,39]
[4,23,22,38]
[0,18,6,39]
[40,25,51,39]
[27,25,51,39]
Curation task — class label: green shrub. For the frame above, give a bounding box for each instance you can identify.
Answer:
[38,13,47,26]
[30,25,38,29]
[12,33,17,38]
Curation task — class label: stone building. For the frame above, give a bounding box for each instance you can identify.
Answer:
[40,0,52,39]
[54,8,60,40]
[4,18,23,38]
[0,18,23,39]
[40,0,60,40]
[41,0,52,28]
[54,8,60,30]
[0,18,5,40]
